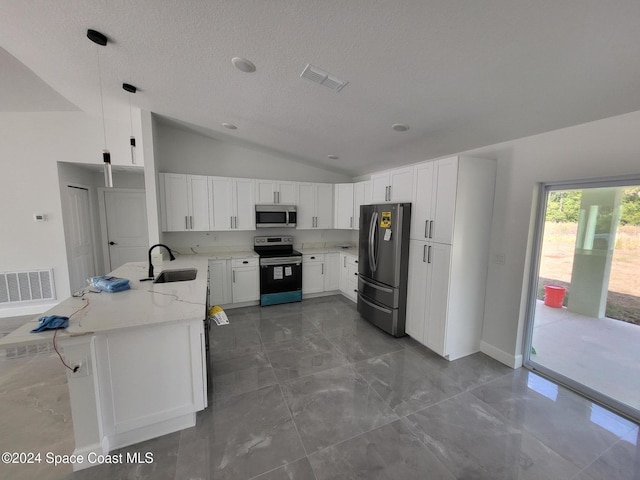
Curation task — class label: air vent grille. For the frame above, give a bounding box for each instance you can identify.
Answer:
[0,269,55,304]
[300,64,349,92]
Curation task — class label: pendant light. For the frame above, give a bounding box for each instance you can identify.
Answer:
[123,83,137,164]
[87,29,113,188]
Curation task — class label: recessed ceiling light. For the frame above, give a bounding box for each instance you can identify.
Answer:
[392,123,409,132]
[328,154,339,160]
[231,57,256,73]
[222,123,237,130]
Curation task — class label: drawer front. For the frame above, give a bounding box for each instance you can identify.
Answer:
[303,254,325,263]
[232,257,258,267]
[345,255,358,267]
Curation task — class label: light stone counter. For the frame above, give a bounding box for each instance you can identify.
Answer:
[0,255,211,471]
[297,246,359,258]
[0,254,211,348]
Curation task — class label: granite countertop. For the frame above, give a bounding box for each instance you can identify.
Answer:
[297,247,359,257]
[0,254,211,347]
[205,250,258,260]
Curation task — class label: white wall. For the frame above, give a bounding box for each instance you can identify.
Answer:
[0,112,138,316]
[464,111,640,367]
[155,121,351,183]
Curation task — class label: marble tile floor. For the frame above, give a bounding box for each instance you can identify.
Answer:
[1,295,639,479]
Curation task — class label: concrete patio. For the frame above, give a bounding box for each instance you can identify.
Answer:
[531,299,640,413]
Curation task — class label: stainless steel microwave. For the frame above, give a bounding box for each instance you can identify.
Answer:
[255,204,297,228]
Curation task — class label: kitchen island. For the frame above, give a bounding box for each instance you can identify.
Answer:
[0,255,210,471]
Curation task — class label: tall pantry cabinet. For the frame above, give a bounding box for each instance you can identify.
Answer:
[405,156,496,360]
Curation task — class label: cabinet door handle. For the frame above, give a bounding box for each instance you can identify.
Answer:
[310,256,315,260]
[428,245,432,264]
[429,220,434,239]
[109,241,118,245]
[425,220,428,238]
[423,244,427,262]
[190,216,193,229]
[243,260,248,264]
[388,185,392,201]
[277,191,280,203]
[321,264,324,275]
[274,191,277,203]
[350,216,353,228]
[230,216,233,229]
[185,216,188,229]
[233,270,236,283]
[234,216,237,229]
[343,257,346,267]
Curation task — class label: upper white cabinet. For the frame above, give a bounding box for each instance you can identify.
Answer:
[370,166,414,203]
[159,173,210,231]
[405,156,496,360]
[411,157,458,243]
[297,183,333,229]
[334,180,371,230]
[334,183,355,229]
[353,180,371,229]
[255,180,297,204]
[209,177,255,231]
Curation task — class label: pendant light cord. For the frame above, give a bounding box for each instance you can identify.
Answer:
[96,44,108,150]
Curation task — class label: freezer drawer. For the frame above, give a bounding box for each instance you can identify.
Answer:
[357,292,406,337]
[357,275,400,308]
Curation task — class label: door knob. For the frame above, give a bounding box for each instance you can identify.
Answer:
[109,241,118,245]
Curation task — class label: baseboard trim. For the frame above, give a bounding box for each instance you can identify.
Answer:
[480,341,522,369]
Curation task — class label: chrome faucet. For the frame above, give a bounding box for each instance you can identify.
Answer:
[147,244,176,279]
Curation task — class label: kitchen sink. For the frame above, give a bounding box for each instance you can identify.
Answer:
[153,268,198,283]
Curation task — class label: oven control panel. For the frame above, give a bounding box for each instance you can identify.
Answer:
[254,236,294,246]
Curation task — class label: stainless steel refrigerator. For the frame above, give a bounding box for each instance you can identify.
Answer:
[357,203,411,337]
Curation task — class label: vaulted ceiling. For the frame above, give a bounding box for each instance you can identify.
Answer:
[2,1,640,175]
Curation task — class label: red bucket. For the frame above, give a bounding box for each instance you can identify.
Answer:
[544,285,566,308]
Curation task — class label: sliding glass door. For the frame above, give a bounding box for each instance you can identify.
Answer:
[524,178,640,421]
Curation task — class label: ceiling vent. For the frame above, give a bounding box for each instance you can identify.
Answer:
[300,64,348,92]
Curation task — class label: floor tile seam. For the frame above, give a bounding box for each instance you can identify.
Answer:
[304,414,403,461]
[275,359,353,387]
[275,382,312,461]
[245,454,317,480]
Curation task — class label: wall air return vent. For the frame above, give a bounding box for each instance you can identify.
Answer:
[300,64,349,92]
[0,269,55,305]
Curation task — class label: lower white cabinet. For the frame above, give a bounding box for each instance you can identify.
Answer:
[208,260,231,306]
[302,254,325,294]
[339,253,358,302]
[231,258,259,303]
[324,253,340,291]
[406,241,452,357]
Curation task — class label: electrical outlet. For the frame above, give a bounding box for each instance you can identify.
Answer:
[71,357,90,378]
[493,253,506,265]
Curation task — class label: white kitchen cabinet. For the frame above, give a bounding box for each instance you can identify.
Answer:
[411,157,458,244]
[339,253,359,302]
[335,181,371,230]
[405,156,496,360]
[370,166,414,203]
[324,253,340,291]
[159,173,210,231]
[406,241,451,356]
[231,257,259,303]
[297,183,333,229]
[353,180,371,230]
[209,176,255,231]
[302,254,324,294]
[255,180,297,204]
[208,259,231,306]
[334,183,355,229]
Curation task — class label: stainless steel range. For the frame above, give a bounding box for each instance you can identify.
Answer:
[254,236,302,306]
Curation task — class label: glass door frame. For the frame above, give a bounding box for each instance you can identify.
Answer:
[523,174,640,423]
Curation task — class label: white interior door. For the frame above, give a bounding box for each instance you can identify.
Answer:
[104,190,149,271]
[66,186,97,292]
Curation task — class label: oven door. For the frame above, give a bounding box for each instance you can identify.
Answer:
[259,257,302,294]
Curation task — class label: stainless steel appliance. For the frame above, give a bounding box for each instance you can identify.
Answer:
[255,204,297,228]
[254,236,302,306]
[358,203,411,337]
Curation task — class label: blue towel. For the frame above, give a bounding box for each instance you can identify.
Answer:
[30,315,69,333]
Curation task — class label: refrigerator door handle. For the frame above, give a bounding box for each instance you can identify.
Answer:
[368,211,378,272]
[359,275,393,293]
[359,294,393,314]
